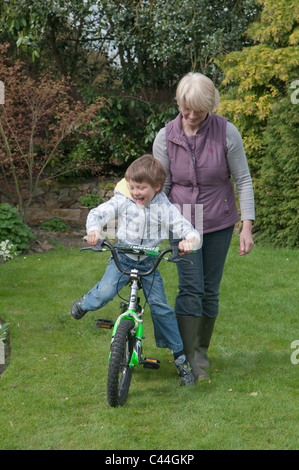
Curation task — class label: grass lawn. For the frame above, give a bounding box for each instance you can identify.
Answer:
[0,236,298,450]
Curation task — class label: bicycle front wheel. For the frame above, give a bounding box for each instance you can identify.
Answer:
[107,319,135,407]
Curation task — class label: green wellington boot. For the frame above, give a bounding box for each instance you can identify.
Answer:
[176,315,210,381]
[194,315,216,369]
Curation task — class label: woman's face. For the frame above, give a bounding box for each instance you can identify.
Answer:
[181,108,208,131]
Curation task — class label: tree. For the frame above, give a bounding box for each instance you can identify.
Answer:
[216,0,299,247]
[217,0,299,176]
[0,0,260,165]
[1,0,259,98]
[255,86,299,248]
[100,0,259,101]
[0,44,105,219]
[0,0,113,90]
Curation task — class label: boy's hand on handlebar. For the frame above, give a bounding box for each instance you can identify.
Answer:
[178,237,198,254]
[87,230,101,246]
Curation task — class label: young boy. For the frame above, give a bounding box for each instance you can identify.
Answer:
[71,155,201,386]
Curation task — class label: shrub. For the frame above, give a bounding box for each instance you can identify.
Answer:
[0,322,9,343]
[79,193,102,210]
[70,97,146,169]
[40,217,71,232]
[0,203,35,252]
[0,44,105,219]
[255,89,299,248]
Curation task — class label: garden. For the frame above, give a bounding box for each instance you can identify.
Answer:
[0,236,298,450]
[0,0,298,451]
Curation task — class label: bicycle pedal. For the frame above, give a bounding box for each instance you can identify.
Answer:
[96,319,114,329]
[142,357,161,369]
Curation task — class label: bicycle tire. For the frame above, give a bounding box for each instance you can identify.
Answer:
[107,319,135,407]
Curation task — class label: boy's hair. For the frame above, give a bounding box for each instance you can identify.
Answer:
[125,154,166,193]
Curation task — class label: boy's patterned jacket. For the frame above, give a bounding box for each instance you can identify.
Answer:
[86,179,201,253]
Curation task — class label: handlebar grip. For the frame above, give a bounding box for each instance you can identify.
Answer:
[80,239,107,252]
[169,246,196,265]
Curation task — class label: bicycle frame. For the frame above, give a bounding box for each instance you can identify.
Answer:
[81,239,186,367]
[80,238,194,406]
[110,273,144,369]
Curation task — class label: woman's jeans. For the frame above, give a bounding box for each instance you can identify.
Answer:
[171,225,234,318]
[82,253,184,352]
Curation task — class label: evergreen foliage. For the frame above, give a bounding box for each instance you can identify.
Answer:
[256,91,299,247]
[217,0,299,247]
[217,0,299,176]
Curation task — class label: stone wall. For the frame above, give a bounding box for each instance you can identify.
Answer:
[31,178,116,209]
[3,178,119,227]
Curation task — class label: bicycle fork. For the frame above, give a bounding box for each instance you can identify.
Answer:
[108,274,143,368]
[109,274,160,370]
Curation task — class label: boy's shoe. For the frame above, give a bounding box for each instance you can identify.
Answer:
[174,355,195,386]
[71,296,88,320]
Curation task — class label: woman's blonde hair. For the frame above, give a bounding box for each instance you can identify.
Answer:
[125,154,166,193]
[176,72,220,113]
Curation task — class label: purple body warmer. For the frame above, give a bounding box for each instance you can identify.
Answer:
[165,113,240,233]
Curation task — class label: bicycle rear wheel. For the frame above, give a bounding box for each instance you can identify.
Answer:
[107,319,135,407]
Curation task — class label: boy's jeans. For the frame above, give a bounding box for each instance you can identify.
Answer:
[82,253,183,352]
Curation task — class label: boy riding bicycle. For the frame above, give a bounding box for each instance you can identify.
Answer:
[71,155,201,385]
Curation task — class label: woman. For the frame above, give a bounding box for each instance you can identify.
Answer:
[153,72,255,381]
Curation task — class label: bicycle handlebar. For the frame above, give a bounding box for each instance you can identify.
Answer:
[80,239,194,277]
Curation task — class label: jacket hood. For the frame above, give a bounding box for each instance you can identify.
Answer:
[115,178,131,199]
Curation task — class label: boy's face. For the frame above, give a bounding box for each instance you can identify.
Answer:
[128,180,160,207]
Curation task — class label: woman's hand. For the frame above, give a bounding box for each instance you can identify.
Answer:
[239,220,254,256]
[87,230,101,246]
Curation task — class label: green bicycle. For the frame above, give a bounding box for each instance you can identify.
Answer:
[81,239,192,407]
